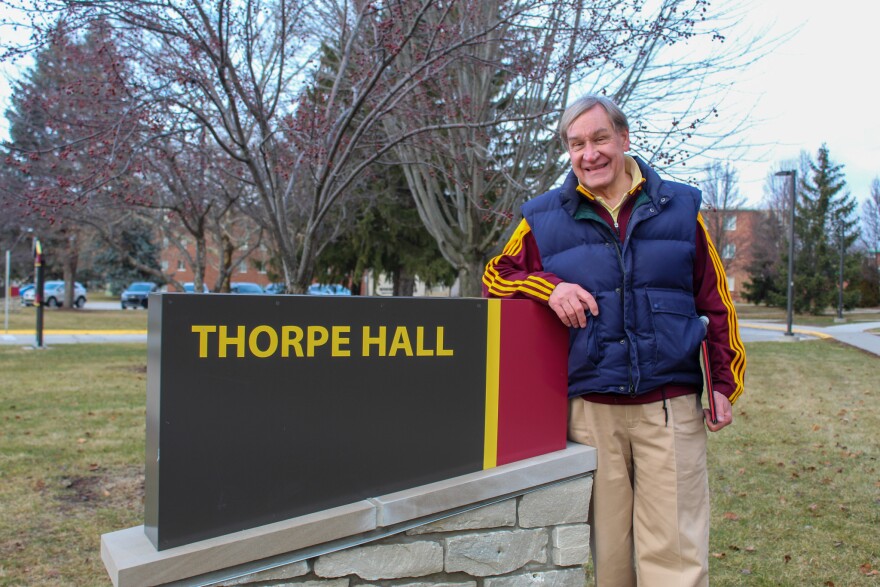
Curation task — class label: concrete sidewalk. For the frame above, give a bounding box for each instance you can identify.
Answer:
[815,321,880,357]
[739,320,880,357]
[0,330,147,346]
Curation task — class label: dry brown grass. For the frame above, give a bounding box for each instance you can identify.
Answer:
[2,339,878,585]
[0,344,146,586]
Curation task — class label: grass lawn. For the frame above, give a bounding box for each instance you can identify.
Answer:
[735,303,880,326]
[705,340,880,586]
[1,340,878,585]
[0,344,146,586]
[2,305,147,332]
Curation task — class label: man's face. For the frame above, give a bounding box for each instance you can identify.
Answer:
[566,105,630,199]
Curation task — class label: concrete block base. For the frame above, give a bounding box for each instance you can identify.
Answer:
[102,443,596,586]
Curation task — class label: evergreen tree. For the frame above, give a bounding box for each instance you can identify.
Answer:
[90,219,162,294]
[313,167,456,296]
[791,146,860,314]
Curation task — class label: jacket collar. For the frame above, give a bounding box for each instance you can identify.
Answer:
[561,155,675,217]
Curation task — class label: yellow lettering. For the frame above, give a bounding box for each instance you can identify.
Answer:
[219,325,246,358]
[389,326,414,357]
[307,326,329,357]
[436,326,454,356]
[362,326,386,357]
[192,323,451,359]
[281,326,304,357]
[332,326,351,357]
[249,325,278,358]
[416,326,434,356]
[191,325,217,358]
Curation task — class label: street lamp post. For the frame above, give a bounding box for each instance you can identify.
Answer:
[4,228,34,333]
[775,170,797,337]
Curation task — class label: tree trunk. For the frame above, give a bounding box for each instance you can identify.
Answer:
[194,237,207,292]
[393,267,416,297]
[62,233,78,309]
[457,259,485,298]
[219,232,234,293]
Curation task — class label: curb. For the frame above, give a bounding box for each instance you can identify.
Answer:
[739,322,832,340]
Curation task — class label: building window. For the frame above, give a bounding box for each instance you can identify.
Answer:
[722,243,736,259]
[239,261,248,274]
[161,260,169,271]
[723,215,737,231]
[177,259,186,271]
[256,260,267,274]
[727,276,735,291]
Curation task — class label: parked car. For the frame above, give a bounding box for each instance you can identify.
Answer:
[120,282,159,309]
[307,283,352,296]
[17,284,34,300]
[230,282,264,294]
[20,281,88,308]
[263,283,285,294]
[182,282,210,293]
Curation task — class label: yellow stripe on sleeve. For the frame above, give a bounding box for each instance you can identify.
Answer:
[697,213,747,403]
[483,219,556,301]
[482,265,552,301]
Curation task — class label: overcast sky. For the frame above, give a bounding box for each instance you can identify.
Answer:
[1,0,877,208]
[716,0,879,205]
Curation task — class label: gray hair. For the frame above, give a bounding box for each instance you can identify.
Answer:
[558,95,629,145]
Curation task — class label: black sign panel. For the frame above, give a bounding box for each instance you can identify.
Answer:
[145,294,489,550]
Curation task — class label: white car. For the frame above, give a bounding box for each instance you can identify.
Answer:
[20,281,88,308]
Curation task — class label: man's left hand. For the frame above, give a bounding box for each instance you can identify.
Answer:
[704,392,732,432]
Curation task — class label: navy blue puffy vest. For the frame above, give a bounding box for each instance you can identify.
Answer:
[522,157,705,398]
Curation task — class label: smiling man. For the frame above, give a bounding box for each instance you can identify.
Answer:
[482,95,746,587]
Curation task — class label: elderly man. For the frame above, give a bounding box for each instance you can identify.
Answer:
[482,95,745,587]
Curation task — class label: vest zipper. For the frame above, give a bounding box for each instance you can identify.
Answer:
[607,228,635,397]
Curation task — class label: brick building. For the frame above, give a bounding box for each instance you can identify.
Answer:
[159,234,273,292]
[700,208,764,302]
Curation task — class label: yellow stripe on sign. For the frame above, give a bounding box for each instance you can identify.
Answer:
[484,298,501,470]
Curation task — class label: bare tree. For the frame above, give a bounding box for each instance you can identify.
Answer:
[385,0,769,295]
[855,178,880,305]
[700,161,746,270]
[862,178,880,254]
[1,18,146,305]
[3,0,773,296]
[380,1,572,295]
[138,132,259,293]
[4,0,574,291]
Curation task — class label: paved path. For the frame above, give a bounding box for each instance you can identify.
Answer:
[739,320,880,357]
[0,330,147,346]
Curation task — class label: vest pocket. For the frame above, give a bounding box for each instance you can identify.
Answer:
[569,314,601,377]
[646,287,703,375]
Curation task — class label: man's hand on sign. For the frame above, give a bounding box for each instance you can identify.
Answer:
[549,282,598,328]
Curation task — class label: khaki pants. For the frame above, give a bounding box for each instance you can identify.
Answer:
[569,395,709,587]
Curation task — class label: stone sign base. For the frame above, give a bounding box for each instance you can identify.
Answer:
[102,443,596,586]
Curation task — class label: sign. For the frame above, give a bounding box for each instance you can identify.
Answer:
[145,295,567,550]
